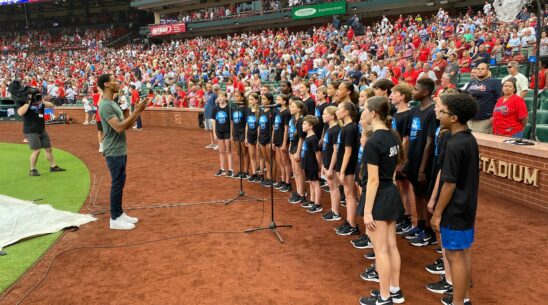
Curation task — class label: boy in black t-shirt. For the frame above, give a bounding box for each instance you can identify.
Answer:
[431,93,479,305]
[300,115,323,214]
[404,78,439,246]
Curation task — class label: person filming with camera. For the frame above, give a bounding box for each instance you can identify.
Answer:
[10,80,66,176]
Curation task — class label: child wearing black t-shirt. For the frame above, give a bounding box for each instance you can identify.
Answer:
[300,115,323,214]
[232,90,249,179]
[272,94,292,192]
[334,101,360,236]
[404,78,439,246]
[245,93,261,182]
[258,93,276,187]
[288,98,307,204]
[212,92,234,177]
[431,93,479,305]
[359,96,405,305]
[389,83,413,234]
[321,105,342,221]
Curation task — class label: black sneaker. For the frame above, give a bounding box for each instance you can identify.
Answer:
[288,193,302,204]
[273,181,284,189]
[370,289,405,304]
[319,178,327,187]
[402,227,422,240]
[214,169,225,177]
[233,172,242,179]
[29,169,40,176]
[426,258,445,275]
[307,204,323,214]
[50,165,65,172]
[256,175,264,183]
[351,235,368,246]
[396,220,412,235]
[241,172,250,180]
[226,170,234,178]
[301,200,314,209]
[297,195,306,204]
[247,174,257,182]
[360,268,379,283]
[337,224,359,236]
[435,246,443,254]
[322,210,341,221]
[321,185,330,193]
[353,235,373,249]
[441,295,472,305]
[280,183,292,193]
[359,295,393,305]
[426,278,452,294]
[364,250,375,260]
[334,220,350,232]
[409,231,432,247]
[261,179,273,187]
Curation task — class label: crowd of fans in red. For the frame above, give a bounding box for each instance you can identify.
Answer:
[1,4,547,112]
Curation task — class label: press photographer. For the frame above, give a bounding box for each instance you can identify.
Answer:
[10,80,66,176]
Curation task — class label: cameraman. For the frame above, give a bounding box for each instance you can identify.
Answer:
[14,84,66,176]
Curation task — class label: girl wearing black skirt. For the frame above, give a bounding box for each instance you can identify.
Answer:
[359,96,405,305]
[258,93,275,187]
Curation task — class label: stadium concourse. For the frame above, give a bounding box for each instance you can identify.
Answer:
[1,1,548,305]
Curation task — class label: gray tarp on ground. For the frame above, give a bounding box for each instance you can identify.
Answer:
[0,194,96,251]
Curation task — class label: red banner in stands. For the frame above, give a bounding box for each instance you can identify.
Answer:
[149,23,186,37]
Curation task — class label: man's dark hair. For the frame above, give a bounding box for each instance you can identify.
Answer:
[441,93,479,125]
[97,74,111,91]
[416,77,436,96]
[130,85,136,90]
[372,79,394,95]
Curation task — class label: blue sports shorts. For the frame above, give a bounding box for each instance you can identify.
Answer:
[440,227,474,250]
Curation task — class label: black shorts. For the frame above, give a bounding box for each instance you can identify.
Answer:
[216,131,230,140]
[395,173,407,181]
[289,142,298,154]
[233,130,245,142]
[97,121,103,132]
[304,169,319,181]
[26,131,51,150]
[259,137,271,146]
[358,184,404,220]
[246,137,257,145]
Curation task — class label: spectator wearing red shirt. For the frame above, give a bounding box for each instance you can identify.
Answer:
[434,73,457,97]
[402,59,419,86]
[529,61,548,90]
[459,52,472,73]
[431,54,448,85]
[492,79,528,137]
[130,84,142,130]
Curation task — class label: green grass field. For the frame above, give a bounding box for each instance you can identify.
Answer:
[0,143,90,292]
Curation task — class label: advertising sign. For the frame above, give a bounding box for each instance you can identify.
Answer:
[149,22,186,37]
[291,1,346,20]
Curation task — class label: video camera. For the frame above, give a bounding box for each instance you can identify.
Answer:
[7,80,42,105]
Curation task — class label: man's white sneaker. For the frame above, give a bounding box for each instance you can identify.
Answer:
[119,212,139,224]
[213,144,219,150]
[99,143,103,153]
[110,217,135,230]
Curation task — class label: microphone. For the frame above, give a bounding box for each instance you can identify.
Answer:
[259,104,280,108]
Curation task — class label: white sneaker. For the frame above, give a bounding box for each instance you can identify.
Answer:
[205,144,212,148]
[110,217,135,230]
[99,143,103,153]
[213,144,219,150]
[119,212,139,224]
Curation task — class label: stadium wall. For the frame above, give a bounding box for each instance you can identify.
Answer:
[57,107,548,211]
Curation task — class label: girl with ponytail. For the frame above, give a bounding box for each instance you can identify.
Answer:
[358,96,405,305]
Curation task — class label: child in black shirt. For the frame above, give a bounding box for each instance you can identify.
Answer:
[334,101,360,236]
[273,94,292,192]
[245,93,261,182]
[321,105,342,221]
[288,97,307,204]
[359,96,405,305]
[389,83,413,233]
[212,92,234,177]
[431,93,479,305]
[232,90,249,179]
[258,93,276,187]
[300,115,323,214]
[404,78,439,246]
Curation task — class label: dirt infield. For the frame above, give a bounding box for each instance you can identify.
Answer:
[1,122,547,305]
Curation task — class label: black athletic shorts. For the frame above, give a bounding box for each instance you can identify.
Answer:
[216,131,230,140]
[304,170,319,181]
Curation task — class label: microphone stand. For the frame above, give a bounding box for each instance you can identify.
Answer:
[225,100,263,205]
[245,104,292,243]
